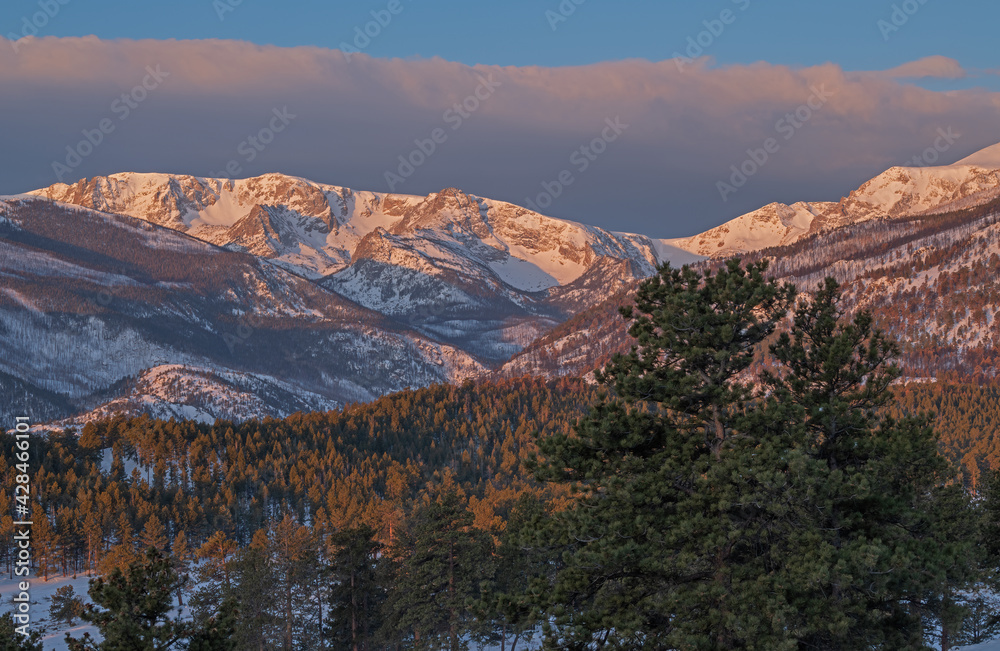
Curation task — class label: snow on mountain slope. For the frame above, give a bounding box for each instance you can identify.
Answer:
[29,173,425,278]
[30,175,700,362]
[666,201,835,257]
[0,196,485,423]
[330,187,668,301]
[503,194,1000,383]
[955,141,1000,168]
[51,364,341,425]
[669,141,1000,258]
[845,163,1000,218]
[29,174,690,285]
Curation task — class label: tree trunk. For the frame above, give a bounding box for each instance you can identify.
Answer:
[449,541,457,651]
[351,568,358,651]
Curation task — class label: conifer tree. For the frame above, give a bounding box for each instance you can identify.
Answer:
[383,489,494,650]
[49,585,85,627]
[140,515,168,553]
[187,597,239,651]
[486,492,551,651]
[981,468,1000,564]
[0,613,44,651]
[527,259,795,648]
[170,531,192,607]
[326,524,385,651]
[528,263,969,649]
[758,278,971,648]
[228,531,280,651]
[268,515,320,650]
[66,548,188,651]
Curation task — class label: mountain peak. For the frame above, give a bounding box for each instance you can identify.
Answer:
[953,141,1000,169]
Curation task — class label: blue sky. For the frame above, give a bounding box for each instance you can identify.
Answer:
[2,1,999,236]
[5,0,998,78]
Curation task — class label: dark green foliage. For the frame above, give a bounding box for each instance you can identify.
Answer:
[226,537,279,651]
[529,262,973,649]
[66,548,188,650]
[982,469,1000,563]
[952,588,1000,647]
[527,260,795,648]
[186,597,239,651]
[0,613,44,651]
[383,489,495,651]
[49,584,85,626]
[326,525,385,651]
[756,277,969,648]
[65,548,242,650]
[485,492,552,651]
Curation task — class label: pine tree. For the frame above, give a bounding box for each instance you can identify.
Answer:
[0,612,44,651]
[528,263,970,648]
[30,504,57,581]
[326,524,385,651]
[981,468,1000,564]
[382,489,494,651]
[187,597,239,651]
[228,531,280,651]
[486,492,550,651]
[49,585,85,627]
[268,515,319,650]
[759,278,971,648]
[140,515,168,553]
[66,548,188,650]
[170,531,192,607]
[527,259,795,648]
[194,531,238,593]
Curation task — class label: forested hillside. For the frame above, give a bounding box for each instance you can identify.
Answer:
[4,369,1000,647]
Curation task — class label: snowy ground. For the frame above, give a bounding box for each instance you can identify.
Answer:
[1,572,99,650]
[1,569,540,650]
[963,641,1000,650]
[6,574,990,651]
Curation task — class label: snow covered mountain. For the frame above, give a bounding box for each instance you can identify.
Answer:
[29,173,701,362]
[666,149,1000,257]
[502,189,1000,382]
[0,196,482,424]
[10,140,1000,423]
[29,173,697,282]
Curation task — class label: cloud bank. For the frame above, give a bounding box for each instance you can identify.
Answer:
[1,36,998,236]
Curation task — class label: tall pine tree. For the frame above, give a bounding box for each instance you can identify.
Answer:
[326,524,386,651]
[528,259,795,648]
[528,262,970,649]
[382,489,494,650]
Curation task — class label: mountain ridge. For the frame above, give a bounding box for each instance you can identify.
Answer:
[8,139,1000,425]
